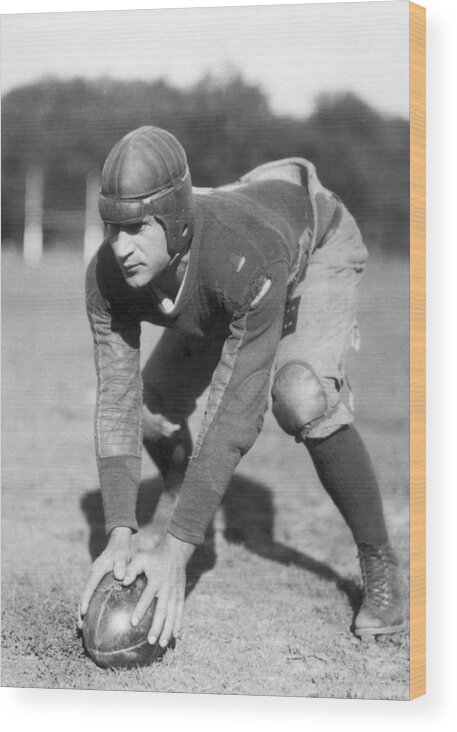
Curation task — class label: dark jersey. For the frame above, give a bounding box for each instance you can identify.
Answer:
[86,161,341,543]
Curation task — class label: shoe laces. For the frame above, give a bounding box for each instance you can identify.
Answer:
[358,543,398,610]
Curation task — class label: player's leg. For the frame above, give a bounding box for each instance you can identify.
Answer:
[272,201,404,637]
[305,426,404,636]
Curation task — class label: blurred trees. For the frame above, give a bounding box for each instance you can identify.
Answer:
[1,75,409,254]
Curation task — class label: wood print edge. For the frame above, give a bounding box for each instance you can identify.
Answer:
[409,0,426,701]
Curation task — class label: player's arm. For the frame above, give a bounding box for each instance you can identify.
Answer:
[122,261,290,647]
[168,260,290,545]
[79,253,143,626]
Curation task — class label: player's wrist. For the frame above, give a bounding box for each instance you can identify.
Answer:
[164,532,195,563]
[108,526,133,547]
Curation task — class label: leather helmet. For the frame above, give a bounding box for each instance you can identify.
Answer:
[99,126,194,256]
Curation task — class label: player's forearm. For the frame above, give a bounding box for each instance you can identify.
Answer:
[86,260,143,535]
[97,454,141,534]
[168,414,258,545]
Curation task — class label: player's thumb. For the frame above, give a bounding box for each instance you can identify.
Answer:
[122,555,143,586]
[113,550,129,581]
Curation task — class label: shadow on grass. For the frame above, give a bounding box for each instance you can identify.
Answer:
[80,472,360,611]
[80,477,216,597]
[222,474,361,614]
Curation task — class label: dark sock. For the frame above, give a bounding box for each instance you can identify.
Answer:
[305,424,389,547]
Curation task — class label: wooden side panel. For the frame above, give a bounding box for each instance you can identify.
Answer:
[409,0,426,701]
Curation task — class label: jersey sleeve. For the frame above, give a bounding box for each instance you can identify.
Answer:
[168,261,289,545]
[85,254,143,535]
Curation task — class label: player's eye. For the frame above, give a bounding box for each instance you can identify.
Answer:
[123,223,143,236]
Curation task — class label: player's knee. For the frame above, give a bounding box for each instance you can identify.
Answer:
[271,362,327,439]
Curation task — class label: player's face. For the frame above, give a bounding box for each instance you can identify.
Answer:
[107,217,170,289]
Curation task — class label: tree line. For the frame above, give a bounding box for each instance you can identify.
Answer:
[1,74,409,254]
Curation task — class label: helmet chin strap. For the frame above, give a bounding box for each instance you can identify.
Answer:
[167,252,182,269]
[166,231,192,268]
[152,246,190,313]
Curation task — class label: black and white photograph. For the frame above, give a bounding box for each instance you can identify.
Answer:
[2,0,414,699]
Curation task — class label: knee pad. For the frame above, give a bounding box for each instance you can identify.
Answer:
[271,362,328,439]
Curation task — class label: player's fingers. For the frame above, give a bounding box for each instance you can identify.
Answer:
[147,589,169,645]
[113,550,129,581]
[172,592,185,640]
[122,555,144,586]
[131,582,158,627]
[159,594,177,647]
[76,602,84,629]
[79,564,109,616]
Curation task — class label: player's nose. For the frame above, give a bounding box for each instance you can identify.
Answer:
[111,231,135,260]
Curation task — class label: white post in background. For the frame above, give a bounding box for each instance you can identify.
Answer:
[23,165,44,266]
[84,170,104,264]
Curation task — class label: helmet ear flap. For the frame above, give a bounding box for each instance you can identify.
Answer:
[149,169,194,257]
[99,126,194,256]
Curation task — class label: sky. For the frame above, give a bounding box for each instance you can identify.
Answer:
[0,1,410,119]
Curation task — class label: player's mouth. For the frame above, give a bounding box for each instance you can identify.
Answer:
[123,263,141,276]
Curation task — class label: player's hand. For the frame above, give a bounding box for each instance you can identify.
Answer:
[142,407,181,442]
[77,526,132,629]
[122,533,195,648]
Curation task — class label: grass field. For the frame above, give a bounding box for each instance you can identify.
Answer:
[1,249,409,698]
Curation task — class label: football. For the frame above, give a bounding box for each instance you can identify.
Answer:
[82,571,165,669]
